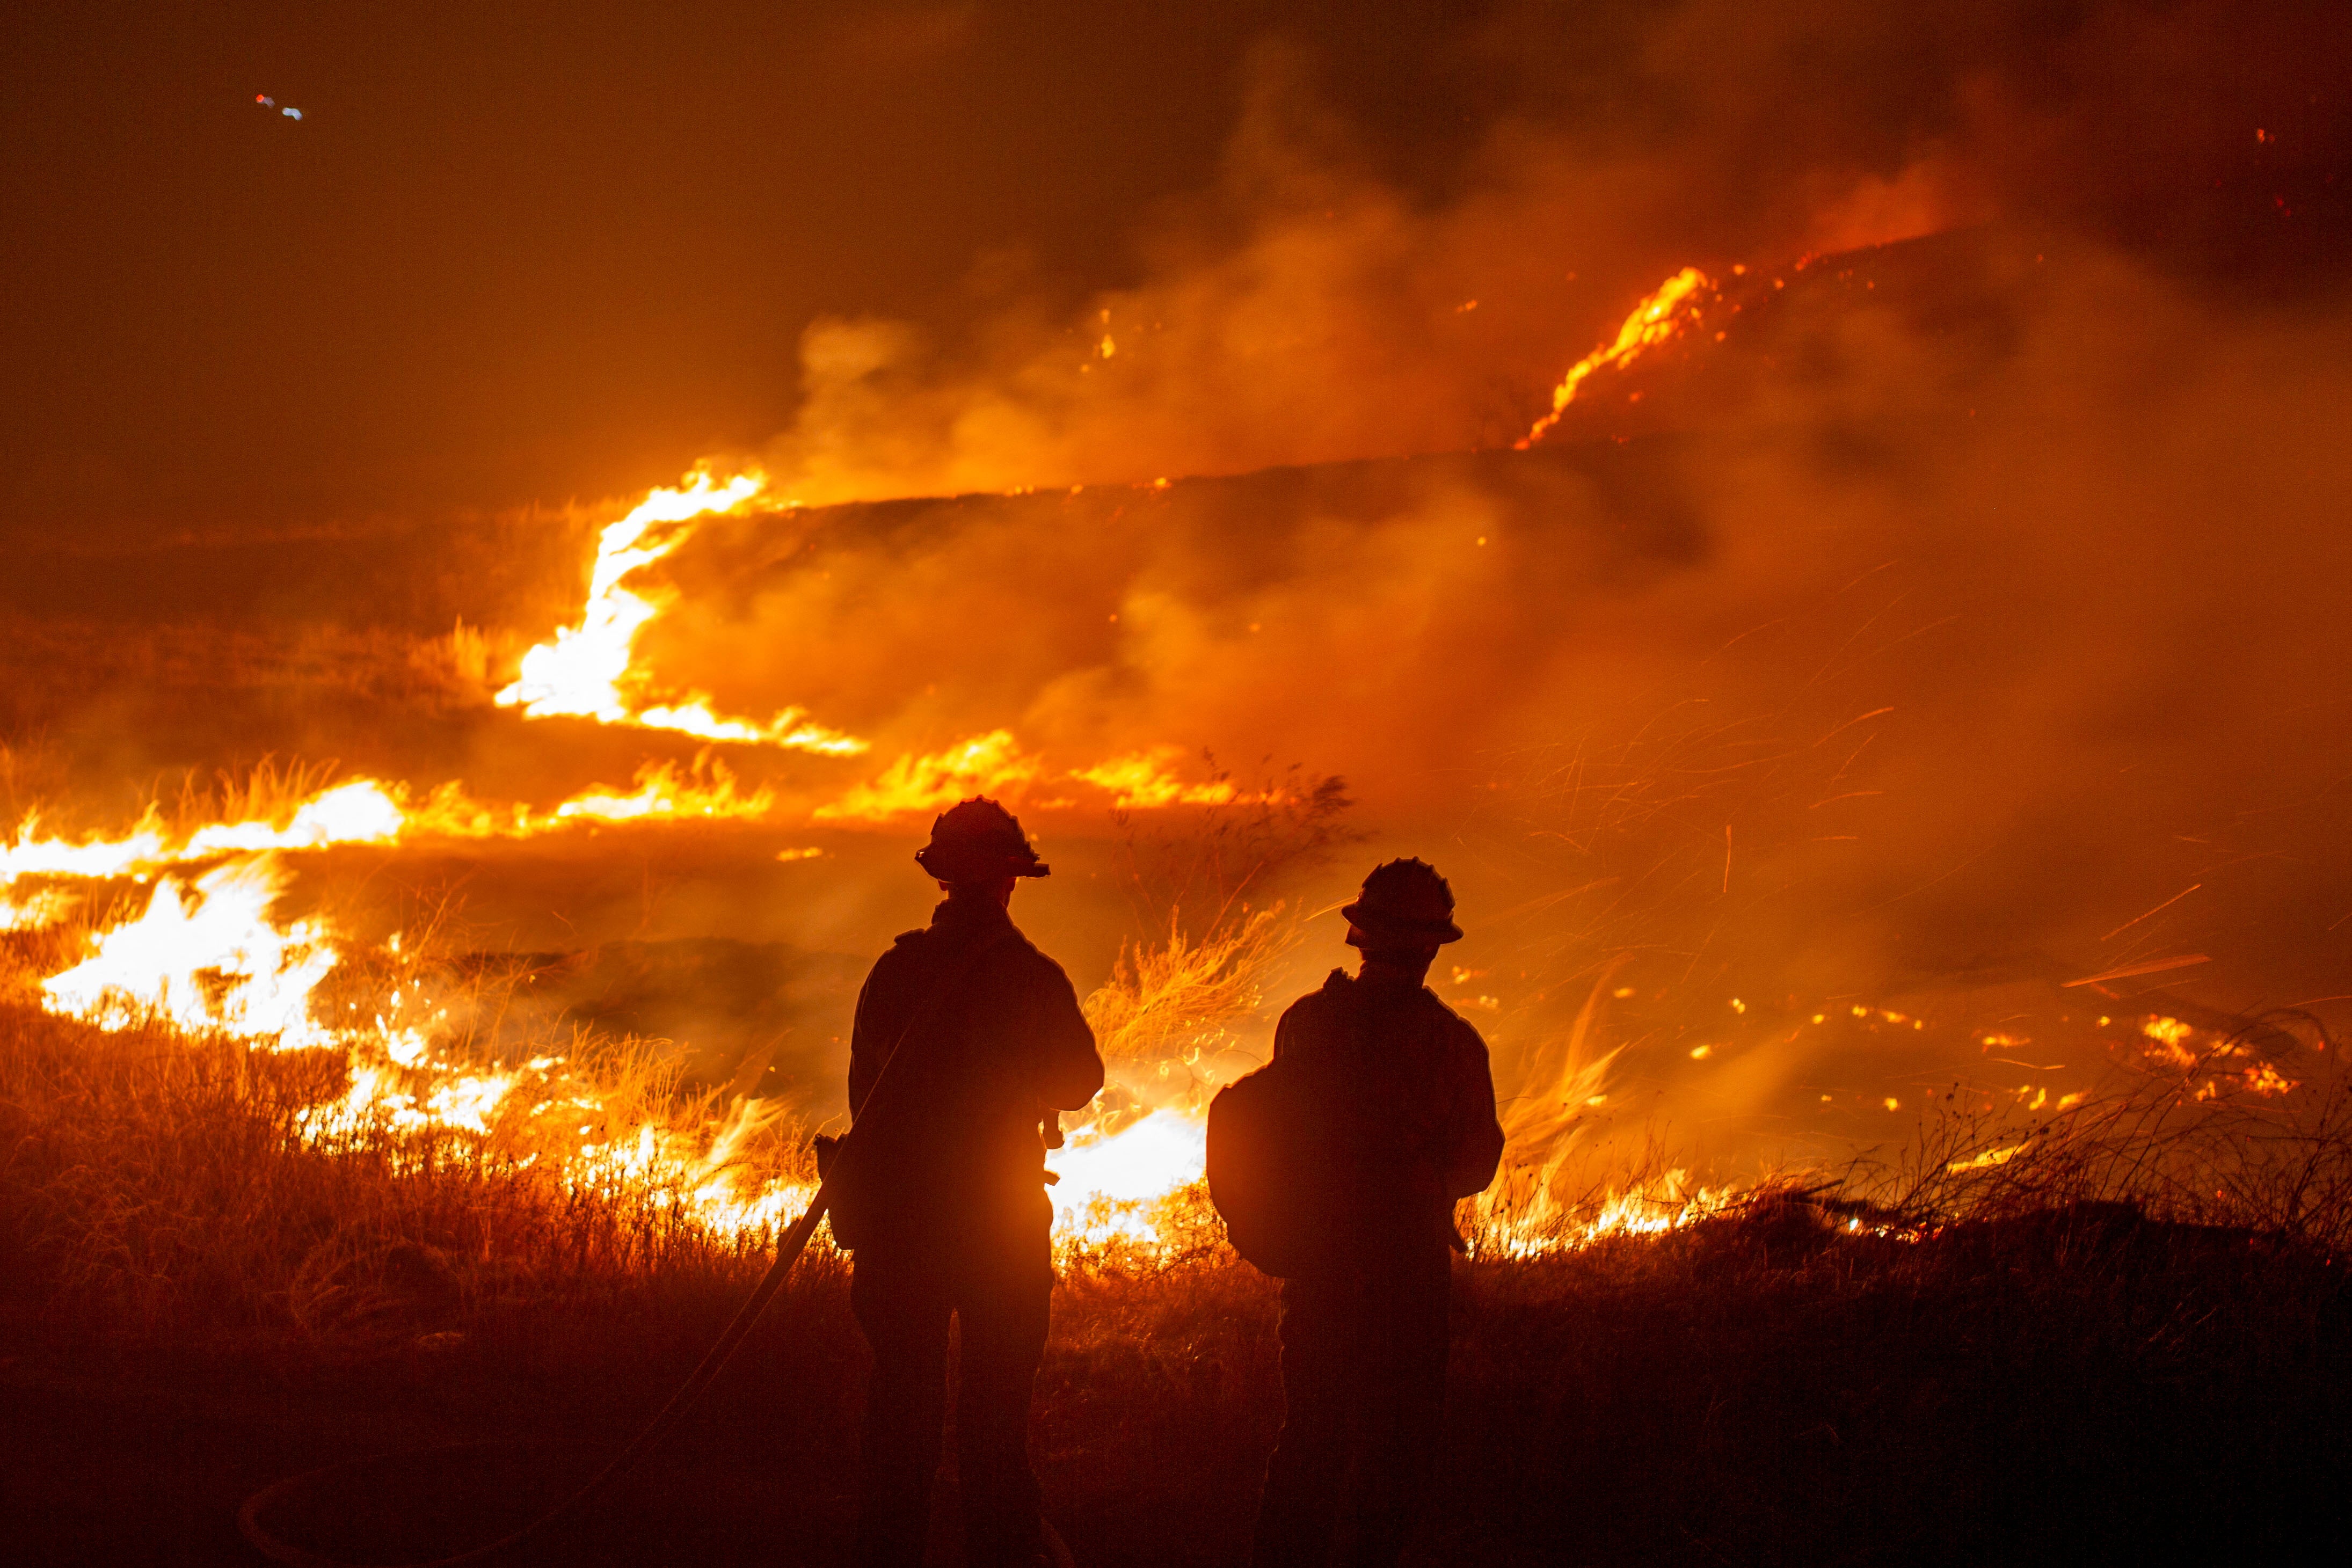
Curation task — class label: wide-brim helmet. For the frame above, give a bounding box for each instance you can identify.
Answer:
[914,797,1050,883]
[1341,857,1463,944]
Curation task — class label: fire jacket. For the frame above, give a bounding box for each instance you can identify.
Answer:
[1267,968,1506,1262]
[839,896,1103,1253]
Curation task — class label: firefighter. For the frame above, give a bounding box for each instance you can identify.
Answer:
[1248,859,1505,1568]
[833,798,1103,1568]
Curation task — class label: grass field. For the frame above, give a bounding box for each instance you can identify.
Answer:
[3,979,2349,1567]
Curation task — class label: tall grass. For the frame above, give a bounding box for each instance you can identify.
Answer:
[4,925,2350,1564]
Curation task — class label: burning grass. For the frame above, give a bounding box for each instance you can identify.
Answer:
[2,786,2349,1560]
[6,977,2348,1566]
[2,972,2349,1564]
[0,1000,797,1359]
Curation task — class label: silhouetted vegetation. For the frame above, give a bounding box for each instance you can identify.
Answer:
[2,978,2348,1564]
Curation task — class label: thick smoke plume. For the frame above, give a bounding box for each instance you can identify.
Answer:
[747,1,2350,506]
[11,2,2350,1175]
[565,1,2352,1158]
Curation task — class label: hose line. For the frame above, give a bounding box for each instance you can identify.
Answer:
[240,930,1065,1567]
[238,1181,835,1568]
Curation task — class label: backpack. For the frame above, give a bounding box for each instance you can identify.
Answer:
[1206,1052,1358,1278]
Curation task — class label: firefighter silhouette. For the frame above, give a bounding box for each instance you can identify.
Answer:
[1209,858,1505,1568]
[833,798,1102,1568]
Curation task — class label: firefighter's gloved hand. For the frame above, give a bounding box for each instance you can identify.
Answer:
[1040,1111,1064,1186]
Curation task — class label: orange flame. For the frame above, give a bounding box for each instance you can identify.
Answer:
[1518,266,1716,448]
[813,731,1042,823]
[41,855,343,1049]
[494,469,865,756]
[1072,749,1241,809]
[32,843,813,1235]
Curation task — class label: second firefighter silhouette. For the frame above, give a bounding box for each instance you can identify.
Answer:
[1207,858,1505,1568]
[833,799,1102,1568]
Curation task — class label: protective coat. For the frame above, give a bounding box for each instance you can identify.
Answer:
[840,893,1101,1568]
[835,895,1102,1255]
[1228,967,1504,1568]
[1210,968,1504,1276]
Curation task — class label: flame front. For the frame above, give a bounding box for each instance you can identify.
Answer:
[20,267,2307,1273]
[20,833,817,1237]
[41,856,341,1049]
[494,469,866,756]
[1517,266,1715,448]
[814,731,1042,823]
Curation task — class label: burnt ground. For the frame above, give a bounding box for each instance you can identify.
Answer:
[5,1202,2350,1568]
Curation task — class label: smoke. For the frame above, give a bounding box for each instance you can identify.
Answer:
[613,201,2352,1158]
[664,233,2352,953]
[17,1,2351,1170]
[744,1,2350,507]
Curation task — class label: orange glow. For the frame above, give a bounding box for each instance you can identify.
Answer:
[1472,1166,1751,1260]
[0,764,786,909]
[547,755,775,825]
[32,842,813,1236]
[1518,266,1715,448]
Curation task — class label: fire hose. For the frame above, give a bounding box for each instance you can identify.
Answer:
[239,933,1076,1567]
[238,1179,831,1567]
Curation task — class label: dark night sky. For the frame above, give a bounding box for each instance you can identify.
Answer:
[5,2,2346,545]
[2,2,1514,539]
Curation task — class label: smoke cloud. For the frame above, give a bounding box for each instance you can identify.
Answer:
[598,0,2352,1150]
[12,1,2351,1168]
[744,1,2350,507]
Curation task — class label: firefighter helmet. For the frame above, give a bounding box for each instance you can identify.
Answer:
[914,797,1050,883]
[1339,857,1463,944]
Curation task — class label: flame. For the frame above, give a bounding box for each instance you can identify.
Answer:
[1518,266,1716,448]
[34,844,812,1236]
[41,856,342,1050]
[1048,1111,1210,1247]
[0,762,788,924]
[478,467,1302,830]
[494,469,865,756]
[1,783,416,889]
[1470,1166,1749,1260]
[2,886,75,931]
[813,730,1041,822]
[1072,749,1240,809]
[546,755,775,825]
[813,736,1259,823]
[10,795,1929,1265]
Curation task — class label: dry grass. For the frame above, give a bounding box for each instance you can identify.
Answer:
[2,903,2349,1563]
[0,990,801,1366]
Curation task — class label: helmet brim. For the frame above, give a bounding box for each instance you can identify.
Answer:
[1341,901,1462,944]
[915,844,1051,881]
